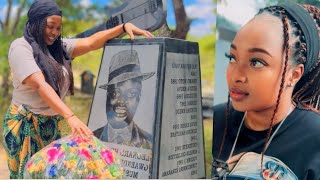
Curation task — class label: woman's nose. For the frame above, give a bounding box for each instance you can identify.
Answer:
[52,29,60,37]
[231,66,248,83]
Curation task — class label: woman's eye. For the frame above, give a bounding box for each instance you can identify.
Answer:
[46,25,61,32]
[225,53,236,63]
[47,25,54,30]
[250,58,266,68]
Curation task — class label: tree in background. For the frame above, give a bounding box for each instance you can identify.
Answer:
[0,0,28,97]
[157,0,191,39]
[1,0,27,35]
[104,0,192,40]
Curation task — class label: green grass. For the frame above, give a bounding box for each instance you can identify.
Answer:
[61,89,93,136]
[71,49,103,89]
[203,119,213,178]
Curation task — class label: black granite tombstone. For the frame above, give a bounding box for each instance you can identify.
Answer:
[75,0,167,38]
[81,70,95,94]
[88,38,205,179]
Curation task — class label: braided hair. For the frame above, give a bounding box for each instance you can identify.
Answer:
[295,5,320,110]
[258,4,320,171]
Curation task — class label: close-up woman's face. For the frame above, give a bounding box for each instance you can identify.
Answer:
[226,14,289,112]
[44,15,62,45]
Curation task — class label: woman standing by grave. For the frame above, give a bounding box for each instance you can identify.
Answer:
[2,0,153,178]
[212,3,320,179]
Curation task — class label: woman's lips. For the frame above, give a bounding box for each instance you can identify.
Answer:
[48,36,56,43]
[230,87,249,101]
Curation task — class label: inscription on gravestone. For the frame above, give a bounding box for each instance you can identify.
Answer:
[158,52,205,179]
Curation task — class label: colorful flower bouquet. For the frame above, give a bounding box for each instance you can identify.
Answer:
[24,135,125,179]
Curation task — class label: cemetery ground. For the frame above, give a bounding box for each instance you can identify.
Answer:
[0,88,213,179]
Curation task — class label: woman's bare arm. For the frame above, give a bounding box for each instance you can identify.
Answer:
[23,71,92,139]
[71,23,153,58]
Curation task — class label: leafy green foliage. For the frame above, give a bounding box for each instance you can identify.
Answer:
[56,0,107,21]
[203,119,213,178]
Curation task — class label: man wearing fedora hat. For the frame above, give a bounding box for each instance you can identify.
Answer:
[93,49,155,149]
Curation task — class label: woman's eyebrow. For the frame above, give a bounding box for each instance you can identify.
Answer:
[230,43,273,57]
[230,43,236,50]
[248,48,273,57]
[46,20,60,25]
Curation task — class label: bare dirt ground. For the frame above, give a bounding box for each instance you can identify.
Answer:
[0,144,9,179]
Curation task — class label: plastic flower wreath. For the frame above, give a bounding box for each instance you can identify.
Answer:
[24,135,124,179]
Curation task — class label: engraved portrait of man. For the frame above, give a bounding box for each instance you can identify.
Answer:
[93,49,155,149]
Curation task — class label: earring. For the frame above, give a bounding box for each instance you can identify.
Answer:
[288,83,293,87]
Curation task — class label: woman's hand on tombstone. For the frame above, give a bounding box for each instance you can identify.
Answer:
[66,115,93,141]
[124,22,154,40]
